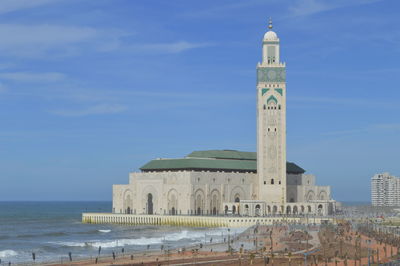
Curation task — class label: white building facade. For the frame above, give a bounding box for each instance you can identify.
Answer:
[112,20,337,217]
[371,172,400,206]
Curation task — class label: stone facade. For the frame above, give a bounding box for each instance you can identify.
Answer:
[257,20,287,205]
[113,170,335,216]
[113,171,255,216]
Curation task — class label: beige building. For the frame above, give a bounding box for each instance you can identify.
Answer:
[112,20,337,217]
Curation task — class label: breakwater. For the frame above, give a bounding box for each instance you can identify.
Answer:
[82,213,335,227]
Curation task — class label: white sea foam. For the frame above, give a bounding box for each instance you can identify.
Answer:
[51,229,213,248]
[51,241,88,247]
[98,229,111,233]
[0,250,18,258]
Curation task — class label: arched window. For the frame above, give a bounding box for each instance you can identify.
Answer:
[147,193,153,215]
[271,179,274,184]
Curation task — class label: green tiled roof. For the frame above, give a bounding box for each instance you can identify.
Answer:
[140,158,256,172]
[187,150,257,160]
[140,150,305,174]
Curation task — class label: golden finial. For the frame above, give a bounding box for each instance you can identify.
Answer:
[268,17,273,30]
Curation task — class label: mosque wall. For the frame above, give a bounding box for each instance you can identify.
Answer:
[113,171,257,216]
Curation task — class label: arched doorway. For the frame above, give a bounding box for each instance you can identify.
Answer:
[232,205,236,214]
[255,204,261,216]
[225,205,228,214]
[124,192,132,214]
[210,190,220,215]
[194,189,204,216]
[286,206,291,215]
[147,193,153,214]
[318,204,323,215]
[168,192,178,215]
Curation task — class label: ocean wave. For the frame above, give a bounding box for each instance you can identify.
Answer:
[0,250,18,258]
[17,231,67,239]
[44,232,67,237]
[76,229,100,235]
[50,241,88,247]
[98,229,111,233]
[165,230,204,241]
[50,229,208,248]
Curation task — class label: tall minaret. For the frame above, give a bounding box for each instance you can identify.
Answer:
[256,19,287,210]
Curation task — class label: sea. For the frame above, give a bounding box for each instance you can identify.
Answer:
[0,202,243,265]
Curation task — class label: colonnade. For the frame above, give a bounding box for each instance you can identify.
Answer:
[82,213,335,228]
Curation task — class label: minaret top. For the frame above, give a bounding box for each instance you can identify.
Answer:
[264,17,278,41]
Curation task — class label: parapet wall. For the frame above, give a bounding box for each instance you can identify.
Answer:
[82,213,335,228]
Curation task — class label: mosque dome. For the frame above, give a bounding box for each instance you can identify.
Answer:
[263,18,278,41]
[264,30,278,40]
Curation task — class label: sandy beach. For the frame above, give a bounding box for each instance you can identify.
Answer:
[41,222,400,266]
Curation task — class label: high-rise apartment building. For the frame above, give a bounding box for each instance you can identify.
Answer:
[371,172,400,206]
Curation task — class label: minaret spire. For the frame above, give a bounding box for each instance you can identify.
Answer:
[268,17,273,30]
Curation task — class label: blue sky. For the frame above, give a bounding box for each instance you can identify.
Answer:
[0,0,399,201]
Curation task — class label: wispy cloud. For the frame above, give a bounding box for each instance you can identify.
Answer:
[290,96,399,109]
[372,123,400,131]
[323,123,400,136]
[0,72,65,82]
[51,104,128,117]
[182,0,275,19]
[0,24,128,57]
[0,82,7,92]
[130,41,215,54]
[287,0,382,17]
[0,0,60,14]
[0,23,211,58]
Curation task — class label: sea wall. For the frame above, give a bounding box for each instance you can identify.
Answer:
[82,213,334,228]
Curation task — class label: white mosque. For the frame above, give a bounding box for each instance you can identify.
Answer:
[112,20,337,217]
